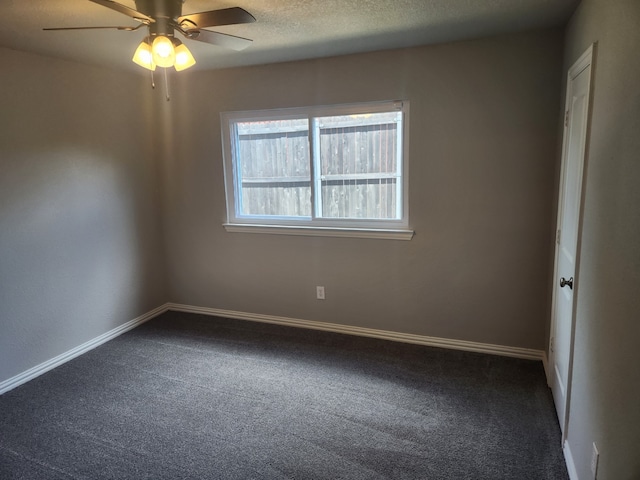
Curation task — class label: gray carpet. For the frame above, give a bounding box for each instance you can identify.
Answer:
[0,311,569,479]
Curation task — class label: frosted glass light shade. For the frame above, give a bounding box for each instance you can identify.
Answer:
[132,41,156,70]
[174,43,196,71]
[152,36,175,68]
[132,35,196,72]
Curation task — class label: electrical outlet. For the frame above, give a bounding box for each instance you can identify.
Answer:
[316,286,325,300]
[591,442,599,478]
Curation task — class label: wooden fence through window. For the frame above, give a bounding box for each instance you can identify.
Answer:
[237,113,400,219]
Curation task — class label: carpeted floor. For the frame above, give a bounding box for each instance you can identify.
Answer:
[0,311,569,479]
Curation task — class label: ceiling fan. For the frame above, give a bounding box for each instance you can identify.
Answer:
[45,0,256,71]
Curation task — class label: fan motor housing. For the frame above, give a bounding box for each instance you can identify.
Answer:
[136,0,184,36]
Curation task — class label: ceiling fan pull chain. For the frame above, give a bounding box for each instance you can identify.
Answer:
[164,67,170,102]
[150,67,155,90]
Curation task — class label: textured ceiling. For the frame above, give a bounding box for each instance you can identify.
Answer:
[0,0,579,73]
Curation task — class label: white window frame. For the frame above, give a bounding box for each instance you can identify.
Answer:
[220,100,413,240]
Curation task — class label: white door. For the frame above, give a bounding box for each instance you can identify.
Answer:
[549,45,594,437]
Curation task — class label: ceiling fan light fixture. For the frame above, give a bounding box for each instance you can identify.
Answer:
[174,42,196,71]
[151,35,176,68]
[133,36,195,72]
[132,38,156,70]
[46,4,255,73]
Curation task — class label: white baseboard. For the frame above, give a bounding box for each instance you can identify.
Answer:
[563,440,580,480]
[1,302,545,396]
[166,303,545,361]
[0,304,169,396]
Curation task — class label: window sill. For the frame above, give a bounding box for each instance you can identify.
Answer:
[223,223,414,240]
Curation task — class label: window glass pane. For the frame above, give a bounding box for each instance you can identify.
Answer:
[321,178,397,219]
[236,119,311,217]
[316,112,401,219]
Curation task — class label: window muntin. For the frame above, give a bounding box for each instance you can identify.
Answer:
[222,101,409,233]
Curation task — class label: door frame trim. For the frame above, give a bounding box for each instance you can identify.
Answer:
[548,43,596,442]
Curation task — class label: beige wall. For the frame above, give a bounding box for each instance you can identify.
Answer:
[161,28,564,350]
[0,47,167,383]
[562,1,640,478]
[3,8,638,476]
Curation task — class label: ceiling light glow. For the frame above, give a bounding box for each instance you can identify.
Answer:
[174,43,196,71]
[132,39,156,71]
[132,36,196,72]
[152,36,176,68]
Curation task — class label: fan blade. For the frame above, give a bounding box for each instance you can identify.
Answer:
[184,29,253,51]
[44,24,143,31]
[89,0,155,24]
[178,7,255,30]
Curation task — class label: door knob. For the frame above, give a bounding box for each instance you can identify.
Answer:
[560,277,574,289]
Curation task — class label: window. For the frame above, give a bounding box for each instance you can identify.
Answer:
[221,101,412,240]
